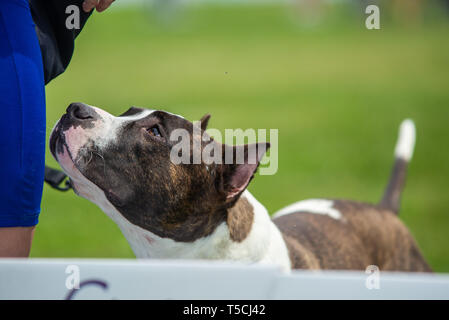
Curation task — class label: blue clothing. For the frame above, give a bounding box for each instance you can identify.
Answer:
[0,0,46,227]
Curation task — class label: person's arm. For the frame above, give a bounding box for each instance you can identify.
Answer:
[29,0,116,85]
[82,0,115,13]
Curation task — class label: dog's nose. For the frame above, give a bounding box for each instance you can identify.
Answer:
[67,102,95,120]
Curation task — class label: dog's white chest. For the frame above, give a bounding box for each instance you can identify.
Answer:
[102,190,291,271]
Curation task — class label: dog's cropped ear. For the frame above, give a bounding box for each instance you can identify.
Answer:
[199,114,211,131]
[220,142,270,205]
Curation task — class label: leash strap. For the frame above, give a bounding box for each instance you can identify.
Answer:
[44,166,72,191]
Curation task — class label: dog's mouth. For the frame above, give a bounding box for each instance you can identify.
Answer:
[50,122,66,160]
[50,121,85,195]
[50,115,77,167]
[49,125,61,159]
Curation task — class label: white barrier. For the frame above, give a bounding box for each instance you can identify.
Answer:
[0,259,448,300]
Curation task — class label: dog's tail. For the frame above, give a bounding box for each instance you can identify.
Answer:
[379,119,416,214]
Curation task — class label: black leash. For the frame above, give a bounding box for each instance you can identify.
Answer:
[44,166,72,191]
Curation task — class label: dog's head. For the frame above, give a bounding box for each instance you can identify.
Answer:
[50,103,269,242]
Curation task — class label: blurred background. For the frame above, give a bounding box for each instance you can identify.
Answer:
[33,0,449,272]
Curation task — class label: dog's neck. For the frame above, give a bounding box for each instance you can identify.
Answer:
[98,189,291,271]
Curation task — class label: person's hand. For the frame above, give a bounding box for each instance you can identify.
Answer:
[82,0,115,13]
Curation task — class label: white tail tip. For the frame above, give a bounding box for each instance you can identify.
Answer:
[394,119,416,161]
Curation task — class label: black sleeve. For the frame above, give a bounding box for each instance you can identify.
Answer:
[29,0,93,85]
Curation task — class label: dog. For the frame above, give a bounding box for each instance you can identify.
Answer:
[50,102,431,272]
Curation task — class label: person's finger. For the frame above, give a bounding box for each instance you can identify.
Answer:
[82,0,99,13]
[96,0,115,13]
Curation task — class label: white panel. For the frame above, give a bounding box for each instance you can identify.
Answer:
[1,259,448,300]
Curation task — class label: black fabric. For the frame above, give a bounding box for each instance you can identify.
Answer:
[29,0,92,84]
[29,1,91,190]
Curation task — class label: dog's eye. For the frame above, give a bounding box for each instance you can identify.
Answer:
[146,125,161,137]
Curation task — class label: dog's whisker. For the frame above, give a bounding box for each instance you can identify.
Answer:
[84,151,94,166]
[91,150,107,177]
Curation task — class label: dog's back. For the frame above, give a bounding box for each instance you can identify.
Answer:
[272,120,432,272]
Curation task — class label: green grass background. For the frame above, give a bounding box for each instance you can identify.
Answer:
[31,3,449,272]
